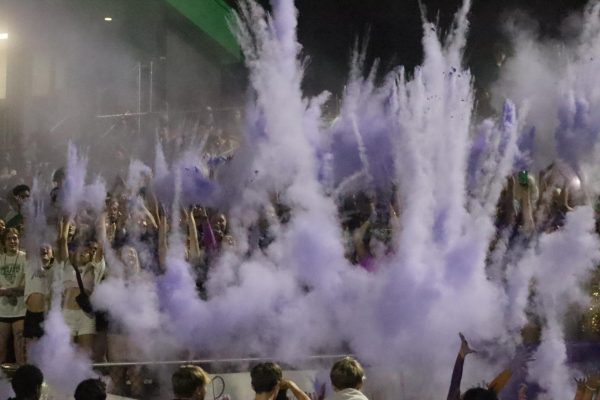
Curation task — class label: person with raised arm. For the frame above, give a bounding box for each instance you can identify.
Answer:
[251,362,311,400]
[447,333,516,400]
[59,214,106,356]
[447,333,476,400]
[158,207,168,272]
[183,206,203,266]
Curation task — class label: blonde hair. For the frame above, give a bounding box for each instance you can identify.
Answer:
[172,365,210,398]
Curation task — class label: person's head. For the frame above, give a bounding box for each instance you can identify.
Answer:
[211,213,227,240]
[40,244,54,267]
[4,227,19,255]
[0,218,5,236]
[67,219,77,240]
[11,364,43,400]
[462,388,498,400]
[74,378,106,400]
[354,192,374,221]
[52,168,65,187]
[12,184,30,207]
[222,235,235,250]
[172,365,210,400]
[330,357,364,391]
[75,240,97,266]
[250,362,282,395]
[108,199,120,222]
[119,245,140,277]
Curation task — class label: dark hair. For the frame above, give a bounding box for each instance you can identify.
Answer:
[250,362,282,394]
[11,364,43,398]
[74,378,106,400]
[330,356,364,390]
[52,168,65,183]
[172,365,209,398]
[462,387,498,400]
[12,184,30,197]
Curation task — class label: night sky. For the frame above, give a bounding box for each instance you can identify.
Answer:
[245,0,590,95]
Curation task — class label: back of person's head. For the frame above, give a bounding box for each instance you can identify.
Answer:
[330,356,364,391]
[462,387,498,400]
[250,362,282,394]
[52,168,65,184]
[74,378,106,400]
[12,184,30,197]
[11,364,43,400]
[172,365,209,399]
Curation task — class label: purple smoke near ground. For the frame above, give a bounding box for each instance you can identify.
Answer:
[28,306,95,395]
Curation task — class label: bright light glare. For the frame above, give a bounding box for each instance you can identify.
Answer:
[104,17,112,22]
[0,33,8,40]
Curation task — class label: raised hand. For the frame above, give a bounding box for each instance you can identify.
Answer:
[309,383,326,400]
[459,332,476,358]
[518,383,527,400]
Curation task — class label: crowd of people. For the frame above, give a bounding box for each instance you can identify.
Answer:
[0,355,512,400]
[0,122,594,398]
[5,351,600,400]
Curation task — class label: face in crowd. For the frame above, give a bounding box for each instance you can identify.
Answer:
[211,214,227,241]
[108,200,120,223]
[4,229,19,254]
[67,220,77,241]
[119,245,139,277]
[40,245,54,268]
[75,242,97,266]
[14,189,30,208]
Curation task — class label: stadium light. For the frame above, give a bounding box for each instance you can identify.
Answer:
[0,33,8,40]
[104,17,112,22]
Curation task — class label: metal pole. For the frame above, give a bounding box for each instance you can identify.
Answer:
[92,354,350,368]
[149,60,154,113]
[137,62,142,135]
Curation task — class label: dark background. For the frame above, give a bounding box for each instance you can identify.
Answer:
[242,0,590,95]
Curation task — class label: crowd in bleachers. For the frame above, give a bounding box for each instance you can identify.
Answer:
[0,117,596,399]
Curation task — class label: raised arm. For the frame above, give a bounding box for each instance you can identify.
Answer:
[573,378,595,400]
[141,203,158,231]
[57,217,70,263]
[95,212,107,263]
[280,379,311,400]
[201,209,218,252]
[186,207,203,264]
[447,333,475,400]
[353,220,371,262]
[158,207,168,272]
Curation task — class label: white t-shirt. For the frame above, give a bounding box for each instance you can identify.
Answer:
[0,251,26,318]
[62,259,106,292]
[24,262,57,311]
